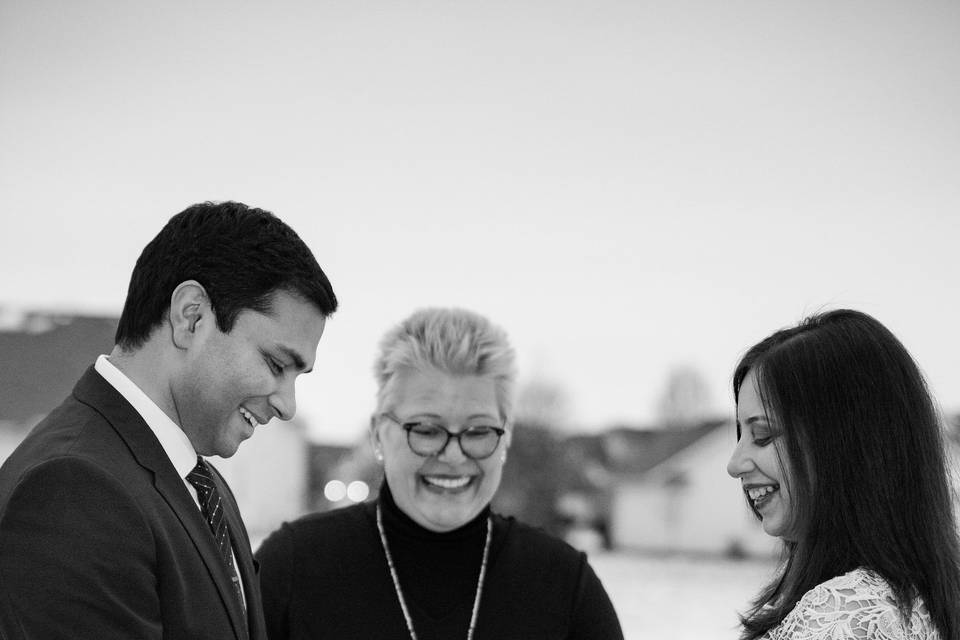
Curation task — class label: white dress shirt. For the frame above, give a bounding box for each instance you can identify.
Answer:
[94,355,247,605]
[95,355,200,503]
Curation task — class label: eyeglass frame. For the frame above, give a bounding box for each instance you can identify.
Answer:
[379,412,507,460]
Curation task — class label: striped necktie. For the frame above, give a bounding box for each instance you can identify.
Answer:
[186,457,245,610]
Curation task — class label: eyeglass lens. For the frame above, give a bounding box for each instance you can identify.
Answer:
[407,424,501,459]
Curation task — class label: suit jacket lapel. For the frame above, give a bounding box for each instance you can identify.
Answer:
[153,466,250,640]
[72,367,250,640]
[208,464,267,640]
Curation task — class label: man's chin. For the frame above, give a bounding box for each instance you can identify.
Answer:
[213,436,247,459]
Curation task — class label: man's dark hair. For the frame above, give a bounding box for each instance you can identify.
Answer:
[115,201,337,350]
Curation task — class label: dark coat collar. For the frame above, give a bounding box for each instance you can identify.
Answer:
[73,366,253,640]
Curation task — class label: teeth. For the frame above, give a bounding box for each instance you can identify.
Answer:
[747,486,778,501]
[239,407,257,428]
[423,476,471,489]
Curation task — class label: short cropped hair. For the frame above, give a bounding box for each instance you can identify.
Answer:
[115,201,337,350]
[373,308,516,422]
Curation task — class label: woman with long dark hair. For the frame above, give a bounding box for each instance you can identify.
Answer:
[727,309,960,639]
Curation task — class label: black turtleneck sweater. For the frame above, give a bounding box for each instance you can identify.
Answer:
[255,484,624,640]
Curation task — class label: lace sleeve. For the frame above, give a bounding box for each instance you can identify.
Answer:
[763,569,938,640]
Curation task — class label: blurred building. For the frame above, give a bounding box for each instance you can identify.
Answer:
[0,310,117,462]
[557,420,776,557]
[606,422,776,558]
[212,419,312,547]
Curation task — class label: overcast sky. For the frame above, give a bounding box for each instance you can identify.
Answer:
[2,0,958,444]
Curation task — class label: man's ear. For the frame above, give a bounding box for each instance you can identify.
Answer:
[169,281,211,349]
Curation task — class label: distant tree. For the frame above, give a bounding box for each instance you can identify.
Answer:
[515,378,570,430]
[493,421,568,534]
[655,365,713,428]
[491,377,577,532]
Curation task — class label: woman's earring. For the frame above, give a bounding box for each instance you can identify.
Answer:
[375,450,384,463]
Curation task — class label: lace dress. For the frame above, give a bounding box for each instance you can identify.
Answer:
[762,568,938,639]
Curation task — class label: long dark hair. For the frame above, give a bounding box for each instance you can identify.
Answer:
[733,309,960,640]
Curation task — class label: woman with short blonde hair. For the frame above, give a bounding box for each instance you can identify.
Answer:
[257,307,624,640]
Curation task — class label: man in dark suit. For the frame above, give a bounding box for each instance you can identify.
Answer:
[0,201,337,640]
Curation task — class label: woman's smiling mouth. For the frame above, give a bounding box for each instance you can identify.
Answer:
[746,484,780,509]
[422,475,473,491]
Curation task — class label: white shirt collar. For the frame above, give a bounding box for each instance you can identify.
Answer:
[94,354,198,480]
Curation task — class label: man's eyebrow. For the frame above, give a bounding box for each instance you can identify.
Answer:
[277,346,309,373]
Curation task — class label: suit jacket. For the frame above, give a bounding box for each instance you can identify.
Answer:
[0,367,267,640]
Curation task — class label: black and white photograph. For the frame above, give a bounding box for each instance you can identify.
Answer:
[1,1,959,638]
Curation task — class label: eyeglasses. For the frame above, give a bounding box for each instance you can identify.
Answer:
[381,413,506,460]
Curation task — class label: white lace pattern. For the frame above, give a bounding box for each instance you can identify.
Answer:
[762,568,938,640]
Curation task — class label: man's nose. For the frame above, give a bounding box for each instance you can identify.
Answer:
[269,378,297,421]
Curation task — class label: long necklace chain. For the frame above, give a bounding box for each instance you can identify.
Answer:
[376,503,492,640]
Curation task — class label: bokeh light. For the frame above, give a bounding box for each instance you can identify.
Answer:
[323,480,347,502]
[346,480,370,503]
